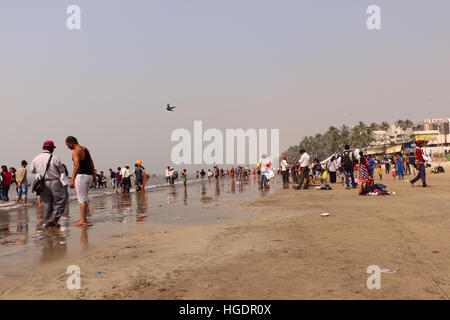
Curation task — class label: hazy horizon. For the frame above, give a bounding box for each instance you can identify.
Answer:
[1,0,449,174]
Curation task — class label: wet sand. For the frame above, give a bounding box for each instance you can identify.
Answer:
[1,164,450,299]
[0,176,276,278]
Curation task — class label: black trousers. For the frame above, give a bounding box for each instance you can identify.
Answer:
[410,163,427,187]
[297,166,309,189]
[329,171,337,183]
[282,171,289,184]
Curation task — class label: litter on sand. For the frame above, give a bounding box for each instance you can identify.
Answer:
[320,213,331,217]
[381,268,396,274]
[113,233,124,238]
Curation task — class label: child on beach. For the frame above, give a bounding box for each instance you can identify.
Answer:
[182,169,187,188]
[392,163,397,180]
[377,165,382,180]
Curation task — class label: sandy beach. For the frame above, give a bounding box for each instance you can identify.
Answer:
[1,163,449,300]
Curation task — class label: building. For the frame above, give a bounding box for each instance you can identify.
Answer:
[366,123,413,155]
[412,119,450,155]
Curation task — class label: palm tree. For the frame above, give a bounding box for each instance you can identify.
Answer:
[402,119,414,130]
[369,122,378,132]
[395,120,404,130]
[283,120,413,162]
[379,121,390,131]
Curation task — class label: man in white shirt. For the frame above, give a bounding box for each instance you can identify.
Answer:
[280,156,289,185]
[259,153,270,188]
[165,166,170,184]
[296,149,310,190]
[30,140,66,228]
[120,166,131,193]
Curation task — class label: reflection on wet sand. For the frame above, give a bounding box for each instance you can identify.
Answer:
[80,227,88,249]
[0,210,13,245]
[215,180,220,197]
[0,177,281,277]
[135,192,148,223]
[37,228,68,263]
[166,185,177,204]
[231,177,236,194]
[201,180,207,198]
[16,209,29,245]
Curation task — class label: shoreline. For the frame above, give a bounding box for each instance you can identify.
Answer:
[1,164,450,299]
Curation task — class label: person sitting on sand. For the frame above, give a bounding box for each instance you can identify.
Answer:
[309,173,321,186]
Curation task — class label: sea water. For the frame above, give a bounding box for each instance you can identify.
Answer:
[0,176,281,278]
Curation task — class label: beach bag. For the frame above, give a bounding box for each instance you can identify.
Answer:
[359,177,374,195]
[374,183,387,191]
[374,188,389,195]
[32,155,53,194]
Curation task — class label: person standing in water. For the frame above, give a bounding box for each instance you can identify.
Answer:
[0,165,13,203]
[120,166,132,192]
[115,167,122,193]
[15,160,28,204]
[182,169,187,188]
[259,153,270,189]
[133,161,145,192]
[65,136,96,227]
[30,140,66,228]
[165,166,170,185]
[60,164,70,204]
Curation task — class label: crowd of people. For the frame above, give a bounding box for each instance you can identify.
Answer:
[0,137,149,229]
[0,138,433,230]
[163,154,277,189]
[280,140,431,191]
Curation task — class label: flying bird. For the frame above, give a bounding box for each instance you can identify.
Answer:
[166,104,176,112]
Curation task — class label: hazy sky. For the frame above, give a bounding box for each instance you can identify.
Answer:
[1,0,449,173]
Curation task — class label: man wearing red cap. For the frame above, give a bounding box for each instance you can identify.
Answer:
[410,140,429,188]
[30,140,66,228]
[280,155,289,185]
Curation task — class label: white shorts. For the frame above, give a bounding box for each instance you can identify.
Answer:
[75,174,93,204]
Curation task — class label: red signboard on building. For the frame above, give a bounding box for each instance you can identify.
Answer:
[424,118,450,124]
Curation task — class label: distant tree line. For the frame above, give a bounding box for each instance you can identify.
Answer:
[282,119,414,161]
